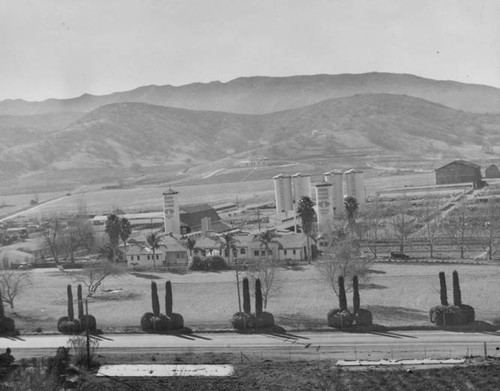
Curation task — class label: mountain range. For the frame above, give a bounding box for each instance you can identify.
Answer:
[1,73,500,184]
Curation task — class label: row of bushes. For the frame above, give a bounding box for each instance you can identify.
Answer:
[57,285,97,335]
[429,271,475,326]
[140,281,185,333]
[189,255,227,271]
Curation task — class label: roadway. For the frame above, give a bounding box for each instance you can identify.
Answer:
[2,330,500,362]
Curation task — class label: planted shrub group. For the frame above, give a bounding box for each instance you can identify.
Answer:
[190,255,228,271]
[429,271,475,327]
[141,281,185,333]
[77,284,97,332]
[232,277,277,331]
[0,291,16,335]
[57,285,81,334]
[327,275,372,329]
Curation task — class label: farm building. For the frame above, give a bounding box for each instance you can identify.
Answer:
[0,250,34,268]
[435,160,483,188]
[485,164,500,179]
[125,236,188,269]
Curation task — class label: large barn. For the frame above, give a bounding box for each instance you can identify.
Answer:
[485,164,500,179]
[435,160,483,188]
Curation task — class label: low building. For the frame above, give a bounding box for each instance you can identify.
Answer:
[435,160,483,188]
[485,164,500,179]
[125,236,188,269]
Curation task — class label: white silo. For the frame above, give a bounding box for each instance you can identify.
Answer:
[324,170,344,216]
[345,169,365,207]
[292,173,312,204]
[273,174,294,213]
[163,188,181,235]
[315,182,334,235]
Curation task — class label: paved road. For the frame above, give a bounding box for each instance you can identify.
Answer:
[2,330,500,361]
[0,195,67,223]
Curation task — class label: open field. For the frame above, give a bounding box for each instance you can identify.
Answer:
[4,169,435,221]
[7,263,500,334]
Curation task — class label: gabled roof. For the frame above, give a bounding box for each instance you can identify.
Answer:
[436,160,481,170]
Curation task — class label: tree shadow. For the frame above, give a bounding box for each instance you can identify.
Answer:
[129,272,162,280]
[365,305,429,322]
[359,283,387,290]
[440,321,498,333]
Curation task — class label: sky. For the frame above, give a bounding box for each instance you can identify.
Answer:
[1,0,499,101]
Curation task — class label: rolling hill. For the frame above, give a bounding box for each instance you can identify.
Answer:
[2,94,500,181]
[1,73,500,116]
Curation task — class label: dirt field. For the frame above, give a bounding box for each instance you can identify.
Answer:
[8,263,500,334]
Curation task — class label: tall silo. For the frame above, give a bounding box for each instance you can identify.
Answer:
[163,188,181,235]
[273,174,294,213]
[324,170,344,216]
[315,182,334,235]
[292,173,312,204]
[345,169,365,207]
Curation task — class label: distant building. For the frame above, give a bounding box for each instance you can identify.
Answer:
[435,160,483,188]
[125,236,188,269]
[315,182,335,235]
[485,164,500,179]
[344,169,365,207]
[237,156,268,168]
[0,250,34,269]
[273,174,294,213]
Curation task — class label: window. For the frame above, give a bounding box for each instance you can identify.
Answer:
[147,255,150,260]
[254,250,260,256]
[240,248,246,255]
[261,250,266,256]
[284,250,287,255]
[293,249,296,255]
[156,254,160,260]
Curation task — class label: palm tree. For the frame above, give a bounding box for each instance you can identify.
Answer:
[105,214,121,249]
[146,232,163,270]
[255,229,280,263]
[344,196,359,229]
[119,217,132,250]
[184,237,197,258]
[296,196,316,262]
[219,232,241,312]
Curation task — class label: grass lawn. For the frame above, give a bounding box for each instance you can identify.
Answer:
[8,263,500,333]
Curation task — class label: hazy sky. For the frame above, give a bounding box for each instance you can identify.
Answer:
[1,0,499,101]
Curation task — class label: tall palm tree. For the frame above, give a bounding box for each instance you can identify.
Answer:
[185,237,197,258]
[98,242,124,263]
[296,196,316,261]
[146,232,163,271]
[344,196,359,229]
[119,217,132,250]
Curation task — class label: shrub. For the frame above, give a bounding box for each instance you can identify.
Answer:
[255,312,275,328]
[355,308,373,326]
[452,270,462,306]
[429,305,461,326]
[140,312,155,331]
[243,278,251,314]
[151,281,160,316]
[232,312,257,330]
[165,281,173,316]
[58,319,81,334]
[439,272,448,306]
[67,335,99,367]
[79,315,97,332]
[255,278,263,315]
[338,277,347,311]
[169,313,184,330]
[352,276,360,314]
[327,309,354,329]
[77,285,84,319]
[0,317,15,333]
[67,285,74,321]
[189,256,206,271]
[0,291,4,318]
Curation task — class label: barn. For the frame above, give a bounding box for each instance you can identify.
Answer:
[435,160,483,188]
[485,164,500,179]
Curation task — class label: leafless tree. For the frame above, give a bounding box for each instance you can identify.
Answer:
[71,260,125,297]
[246,258,280,310]
[316,232,368,297]
[0,266,33,310]
[419,198,443,259]
[443,202,473,259]
[476,198,500,260]
[41,216,63,264]
[388,198,415,253]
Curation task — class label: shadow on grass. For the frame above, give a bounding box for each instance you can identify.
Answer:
[277,313,325,329]
[359,283,387,290]
[129,272,162,280]
[365,305,429,322]
[366,268,387,275]
[92,291,142,302]
[440,321,498,333]
[0,333,24,341]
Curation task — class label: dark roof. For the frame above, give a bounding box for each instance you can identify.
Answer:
[436,160,481,171]
[179,204,222,230]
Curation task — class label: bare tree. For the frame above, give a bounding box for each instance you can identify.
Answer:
[360,197,385,259]
[419,198,443,259]
[41,216,63,264]
[0,267,33,310]
[388,198,415,253]
[71,260,125,297]
[316,232,368,296]
[443,202,473,259]
[476,198,500,260]
[247,258,280,310]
